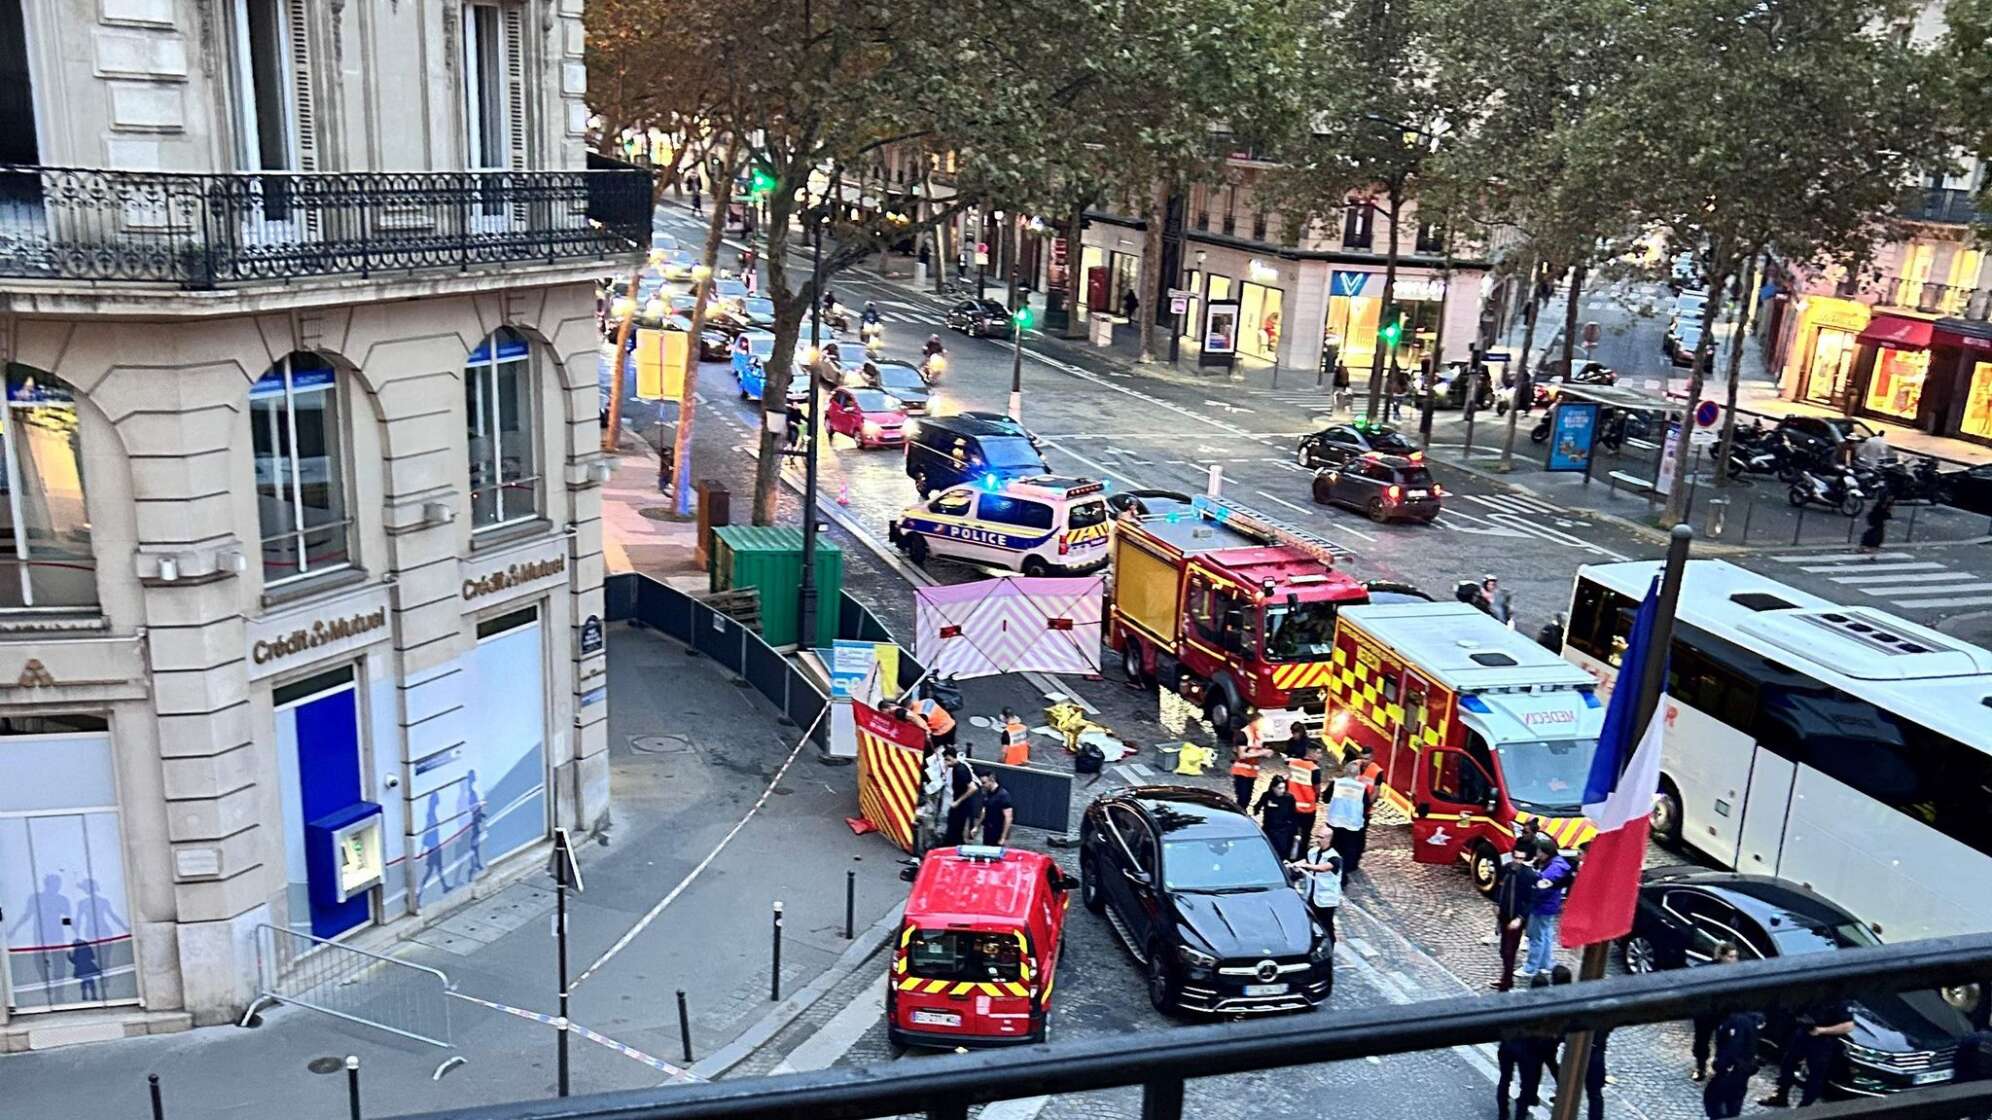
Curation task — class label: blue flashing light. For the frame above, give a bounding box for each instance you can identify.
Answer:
[1580,689,1602,709]
[1458,695,1491,713]
[982,473,1000,490]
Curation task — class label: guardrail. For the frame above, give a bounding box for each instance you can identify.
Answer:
[243,923,461,1072]
[0,164,651,289]
[381,931,1992,1120]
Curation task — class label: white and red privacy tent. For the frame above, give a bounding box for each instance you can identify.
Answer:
[913,575,1105,679]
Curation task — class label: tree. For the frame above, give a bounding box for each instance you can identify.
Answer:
[1943,0,1992,219]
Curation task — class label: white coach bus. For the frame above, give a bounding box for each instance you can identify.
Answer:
[1563,559,1992,944]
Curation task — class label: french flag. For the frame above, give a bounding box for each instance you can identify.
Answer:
[1561,580,1669,949]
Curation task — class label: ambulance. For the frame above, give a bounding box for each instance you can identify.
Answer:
[889,476,1111,576]
[1321,601,1606,893]
[887,845,1074,1048]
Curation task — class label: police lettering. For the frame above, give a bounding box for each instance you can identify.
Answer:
[943,525,1011,547]
[252,608,389,664]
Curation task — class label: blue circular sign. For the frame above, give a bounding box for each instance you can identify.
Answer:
[1695,400,1720,427]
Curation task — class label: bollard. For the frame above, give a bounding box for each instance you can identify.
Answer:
[149,1073,165,1120]
[845,869,856,940]
[1792,503,1805,546]
[345,1056,362,1120]
[1740,493,1755,544]
[677,989,694,1063]
[771,901,784,1001]
[1906,502,1919,543]
[1708,497,1729,538]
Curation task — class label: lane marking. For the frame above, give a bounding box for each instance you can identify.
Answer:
[1253,489,1376,542]
[1868,594,1992,608]
[1773,551,1910,565]
[1823,571,1960,586]
[1484,513,1631,560]
[1797,561,1943,574]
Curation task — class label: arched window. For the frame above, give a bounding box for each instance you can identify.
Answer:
[465,328,539,529]
[1,364,93,609]
[251,353,350,583]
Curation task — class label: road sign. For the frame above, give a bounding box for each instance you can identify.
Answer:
[1695,399,1721,427]
[1167,288,1198,299]
[1483,350,1513,363]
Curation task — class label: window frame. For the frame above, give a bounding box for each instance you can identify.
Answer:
[465,329,542,532]
[252,353,353,588]
[1,364,95,612]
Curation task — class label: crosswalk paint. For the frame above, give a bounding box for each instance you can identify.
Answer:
[1823,572,1957,586]
[1774,551,1910,565]
[1798,561,1944,575]
[1889,583,1992,599]
[1464,492,1565,516]
[1868,594,1992,609]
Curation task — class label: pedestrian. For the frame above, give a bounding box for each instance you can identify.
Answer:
[1389,365,1411,420]
[1704,1009,1765,1120]
[1483,574,1514,625]
[1515,363,1535,416]
[942,747,980,847]
[1230,727,1275,810]
[1499,973,1559,1120]
[1524,832,1572,977]
[1252,775,1300,861]
[687,176,703,215]
[977,773,1014,846]
[915,688,957,750]
[918,739,950,852]
[1121,289,1139,323]
[1535,612,1566,653]
[1291,828,1343,943]
[1691,942,1743,1080]
[1490,837,1540,991]
[998,707,1030,765]
[1324,756,1373,880]
[1582,1026,1611,1120]
[1760,999,1854,1108]
[1859,490,1894,555]
[1333,360,1353,414]
[1287,747,1322,859]
[1283,721,1314,761]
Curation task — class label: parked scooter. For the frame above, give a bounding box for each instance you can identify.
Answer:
[1788,466,1866,517]
[1873,456,1957,505]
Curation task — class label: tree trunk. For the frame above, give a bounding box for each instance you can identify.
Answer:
[1561,259,1587,375]
[1137,179,1168,363]
[1661,265,1732,526]
[1713,251,1764,489]
[1424,232,1454,453]
[1499,291,1538,469]
[674,137,740,515]
[1364,185,1403,420]
[1063,202,1087,340]
[920,165,943,293]
[751,171,803,526]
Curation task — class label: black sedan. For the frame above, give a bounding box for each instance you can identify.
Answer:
[945,298,1016,338]
[1295,422,1418,469]
[1948,463,1992,516]
[1080,787,1333,1016]
[865,359,933,413]
[1624,867,1975,1097]
[1310,454,1442,523]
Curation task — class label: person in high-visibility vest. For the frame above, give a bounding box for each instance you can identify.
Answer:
[1287,752,1322,860]
[999,707,1030,766]
[1324,757,1376,880]
[1230,728,1274,810]
[915,695,956,749]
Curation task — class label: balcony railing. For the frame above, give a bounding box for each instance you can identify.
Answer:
[1876,274,1992,321]
[0,165,652,290]
[1900,187,1987,225]
[388,933,1992,1120]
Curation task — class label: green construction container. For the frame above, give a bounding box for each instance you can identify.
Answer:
[709,525,844,647]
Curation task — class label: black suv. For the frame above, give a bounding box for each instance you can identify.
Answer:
[1311,454,1442,523]
[945,298,1016,338]
[1080,787,1333,1016]
[1296,422,1418,469]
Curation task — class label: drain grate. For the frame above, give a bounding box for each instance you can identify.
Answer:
[307,1056,346,1075]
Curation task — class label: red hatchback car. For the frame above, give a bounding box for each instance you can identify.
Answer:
[826,386,909,448]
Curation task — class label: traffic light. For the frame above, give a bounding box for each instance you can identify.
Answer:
[1378,303,1404,347]
[748,167,775,199]
[1012,305,1035,330]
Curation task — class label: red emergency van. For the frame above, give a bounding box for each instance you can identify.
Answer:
[887,845,1074,1048]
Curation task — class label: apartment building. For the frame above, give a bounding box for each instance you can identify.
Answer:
[0,0,645,1046]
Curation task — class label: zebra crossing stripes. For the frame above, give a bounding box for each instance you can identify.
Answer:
[1772,551,1992,610]
[1462,492,1566,517]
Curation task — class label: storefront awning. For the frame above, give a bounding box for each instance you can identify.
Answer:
[1934,319,1992,353]
[1855,314,1935,351]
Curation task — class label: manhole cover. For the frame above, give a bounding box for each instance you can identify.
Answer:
[630,735,693,754]
[307,1056,346,1075]
[638,507,696,523]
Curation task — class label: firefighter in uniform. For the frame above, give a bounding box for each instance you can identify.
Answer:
[1287,751,1322,860]
[1230,728,1274,809]
[915,693,957,749]
[999,707,1030,766]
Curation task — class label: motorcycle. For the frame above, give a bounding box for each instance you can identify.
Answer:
[822,303,852,333]
[1873,456,1957,505]
[919,352,948,385]
[1722,421,1781,478]
[1788,466,1866,517]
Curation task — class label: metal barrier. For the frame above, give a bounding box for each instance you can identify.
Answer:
[383,932,1992,1120]
[243,924,459,1064]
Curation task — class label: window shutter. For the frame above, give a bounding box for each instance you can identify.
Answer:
[285,0,317,172]
[501,4,526,171]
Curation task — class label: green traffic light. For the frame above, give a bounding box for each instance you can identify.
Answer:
[1380,317,1403,346]
[748,169,774,198]
[1013,306,1034,328]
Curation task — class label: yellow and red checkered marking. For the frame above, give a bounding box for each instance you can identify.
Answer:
[1516,812,1598,849]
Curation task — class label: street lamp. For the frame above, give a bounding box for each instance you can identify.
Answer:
[797,173,833,651]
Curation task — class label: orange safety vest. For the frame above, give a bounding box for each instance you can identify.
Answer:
[1230,745,1262,779]
[919,698,956,736]
[1001,718,1029,765]
[1358,760,1382,789]
[1289,759,1320,813]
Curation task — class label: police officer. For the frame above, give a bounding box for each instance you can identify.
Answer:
[1498,973,1559,1120]
[1760,998,1855,1107]
[1324,756,1374,880]
[941,747,980,847]
[1691,942,1742,1080]
[1704,1009,1765,1119]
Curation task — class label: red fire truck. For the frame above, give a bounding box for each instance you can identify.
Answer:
[1322,601,1605,892]
[1108,495,1369,742]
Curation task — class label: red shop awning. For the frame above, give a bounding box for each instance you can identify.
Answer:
[1856,314,1935,351]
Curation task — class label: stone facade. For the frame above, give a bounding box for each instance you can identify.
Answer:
[1,0,623,1043]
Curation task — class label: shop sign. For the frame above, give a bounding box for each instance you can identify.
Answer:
[1545,401,1600,473]
[460,550,569,601]
[253,608,389,666]
[1331,270,1373,297]
[1801,296,1869,333]
[1393,277,1448,302]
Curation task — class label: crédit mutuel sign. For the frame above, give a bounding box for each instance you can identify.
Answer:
[461,555,566,602]
[252,607,389,665]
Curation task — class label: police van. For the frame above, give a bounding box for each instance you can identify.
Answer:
[889,476,1111,575]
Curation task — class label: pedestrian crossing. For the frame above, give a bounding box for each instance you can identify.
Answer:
[1459,492,1567,517]
[1772,551,1992,611]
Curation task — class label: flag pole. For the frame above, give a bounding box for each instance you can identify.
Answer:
[1549,523,1693,1120]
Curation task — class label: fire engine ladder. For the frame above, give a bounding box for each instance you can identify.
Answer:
[1190,495,1356,566]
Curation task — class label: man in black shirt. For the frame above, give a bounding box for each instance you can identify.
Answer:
[977,773,1015,846]
[942,748,980,847]
[1490,839,1540,991]
[1761,999,1854,1107]
[1704,1010,1764,1119]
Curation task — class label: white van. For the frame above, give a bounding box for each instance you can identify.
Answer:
[890,476,1111,575]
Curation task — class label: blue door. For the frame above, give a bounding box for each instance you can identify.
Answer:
[277,681,370,939]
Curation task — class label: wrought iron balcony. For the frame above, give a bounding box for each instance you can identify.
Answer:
[1900,187,1987,226]
[0,165,652,291]
[1875,274,1992,321]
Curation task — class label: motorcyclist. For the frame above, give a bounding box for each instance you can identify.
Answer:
[821,288,838,315]
[923,334,946,361]
[861,301,883,329]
